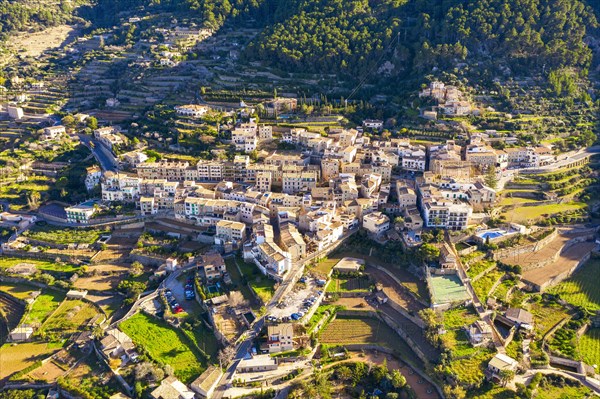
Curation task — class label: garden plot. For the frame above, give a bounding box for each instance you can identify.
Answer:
[320,316,397,346]
[39,300,99,340]
[120,312,206,383]
[548,258,600,311]
[0,342,62,379]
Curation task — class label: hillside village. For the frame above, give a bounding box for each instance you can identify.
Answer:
[0,3,600,399]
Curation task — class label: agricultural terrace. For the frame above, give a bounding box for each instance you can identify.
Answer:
[471,269,504,305]
[326,275,372,293]
[120,313,206,383]
[578,328,600,368]
[57,351,122,399]
[23,225,109,245]
[0,177,54,211]
[0,257,80,273]
[441,307,481,360]
[0,282,38,300]
[23,290,65,325]
[448,348,495,388]
[39,300,99,340]
[528,299,570,338]
[500,201,586,224]
[466,260,495,279]
[319,315,421,366]
[548,258,600,311]
[0,342,63,379]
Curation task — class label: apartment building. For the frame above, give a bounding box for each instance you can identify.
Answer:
[282,171,318,194]
[136,161,190,181]
[267,323,294,353]
[216,220,246,243]
[65,203,97,224]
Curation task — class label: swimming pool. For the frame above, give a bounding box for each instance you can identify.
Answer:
[478,231,505,240]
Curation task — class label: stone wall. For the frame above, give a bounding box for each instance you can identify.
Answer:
[491,228,559,262]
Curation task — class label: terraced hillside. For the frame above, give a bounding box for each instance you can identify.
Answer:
[0,293,26,345]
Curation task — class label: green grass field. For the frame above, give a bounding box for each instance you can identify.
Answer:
[237,258,276,303]
[23,291,65,325]
[120,313,205,383]
[548,258,600,311]
[182,323,220,360]
[23,225,108,245]
[326,276,371,293]
[578,328,600,367]
[441,329,480,358]
[500,202,586,223]
[0,257,79,273]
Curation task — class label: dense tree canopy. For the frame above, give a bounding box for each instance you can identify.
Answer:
[245,0,598,79]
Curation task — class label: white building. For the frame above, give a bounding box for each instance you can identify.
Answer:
[267,323,294,353]
[362,212,390,235]
[175,104,209,118]
[7,104,24,120]
[43,125,66,140]
[65,203,97,224]
[362,119,383,129]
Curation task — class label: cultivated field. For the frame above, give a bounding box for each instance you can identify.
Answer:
[120,313,205,383]
[500,202,586,223]
[39,300,98,339]
[24,225,107,245]
[320,315,421,366]
[528,300,570,338]
[326,276,372,293]
[578,328,600,368]
[0,257,79,273]
[320,316,393,345]
[22,290,65,325]
[548,258,600,311]
[0,342,62,379]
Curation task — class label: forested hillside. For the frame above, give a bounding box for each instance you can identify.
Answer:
[245,0,599,80]
[0,0,87,40]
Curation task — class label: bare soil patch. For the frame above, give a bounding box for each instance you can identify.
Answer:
[8,25,75,58]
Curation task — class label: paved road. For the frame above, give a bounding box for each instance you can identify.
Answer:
[79,134,118,172]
